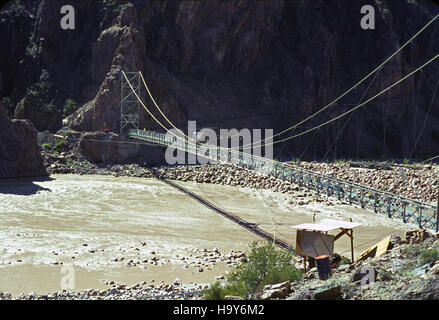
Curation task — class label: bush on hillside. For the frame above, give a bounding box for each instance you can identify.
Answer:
[227,241,302,296]
[418,248,439,265]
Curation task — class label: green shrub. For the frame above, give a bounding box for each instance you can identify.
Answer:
[377,268,394,281]
[401,243,424,258]
[41,143,51,149]
[418,249,439,265]
[55,139,64,149]
[263,264,302,285]
[228,241,302,296]
[202,281,246,300]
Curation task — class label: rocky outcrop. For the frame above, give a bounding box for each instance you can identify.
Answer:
[0,103,47,178]
[14,70,63,132]
[290,284,342,300]
[0,0,35,100]
[78,132,166,165]
[65,3,148,132]
[260,281,292,300]
[394,278,439,300]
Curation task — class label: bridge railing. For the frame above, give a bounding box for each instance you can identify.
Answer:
[129,129,439,232]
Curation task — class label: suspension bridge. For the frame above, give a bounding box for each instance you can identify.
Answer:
[117,14,439,234]
[129,128,439,232]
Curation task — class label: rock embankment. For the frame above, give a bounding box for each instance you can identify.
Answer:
[296,162,439,204]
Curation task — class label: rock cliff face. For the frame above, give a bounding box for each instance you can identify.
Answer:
[2,0,439,160]
[0,102,47,178]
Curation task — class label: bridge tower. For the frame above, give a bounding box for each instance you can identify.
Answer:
[120,71,140,134]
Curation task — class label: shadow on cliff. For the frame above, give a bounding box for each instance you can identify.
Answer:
[0,176,53,195]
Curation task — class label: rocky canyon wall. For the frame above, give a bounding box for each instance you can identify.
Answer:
[1,0,439,160]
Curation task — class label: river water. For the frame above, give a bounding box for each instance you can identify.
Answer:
[0,174,415,295]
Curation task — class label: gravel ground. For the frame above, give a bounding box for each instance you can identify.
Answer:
[0,247,249,300]
[6,234,439,300]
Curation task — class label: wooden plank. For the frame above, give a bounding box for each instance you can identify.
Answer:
[375,235,392,257]
[358,235,391,261]
[291,223,339,232]
[358,246,377,261]
[318,218,363,230]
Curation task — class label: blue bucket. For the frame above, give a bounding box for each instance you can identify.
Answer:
[315,255,332,280]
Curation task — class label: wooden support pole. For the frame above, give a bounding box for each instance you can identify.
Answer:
[374,193,378,213]
[403,202,407,223]
[349,218,354,262]
[350,229,354,263]
[348,186,352,205]
[387,197,391,218]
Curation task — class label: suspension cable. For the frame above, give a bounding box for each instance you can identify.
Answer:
[253,53,439,148]
[124,53,439,171]
[238,14,439,149]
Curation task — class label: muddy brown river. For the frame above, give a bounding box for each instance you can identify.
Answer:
[0,174,415,295]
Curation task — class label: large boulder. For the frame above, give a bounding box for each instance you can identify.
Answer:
[0,103,47,178]
[260,281,292,300]
[290,285,342,300]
